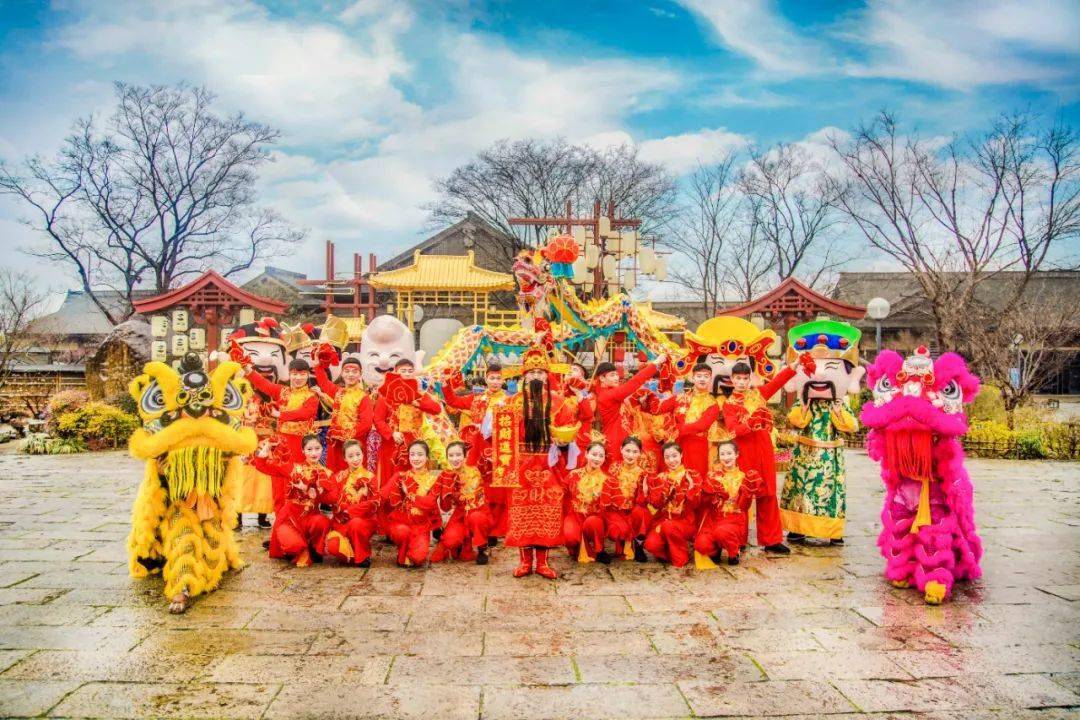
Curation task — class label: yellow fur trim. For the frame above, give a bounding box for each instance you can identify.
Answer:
[924,581,946,605]
[127,459,167,578]
[129,416,257,459]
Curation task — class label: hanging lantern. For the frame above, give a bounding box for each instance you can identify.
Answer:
[572,225,586,245]
[654,256,667,281]
[620,230,638,256]
[598,215,611,237]
[623,274,636,292]
[601,254,616,278]
[585,244,600,269]
[572,257,589,283]
[639,247,656,273]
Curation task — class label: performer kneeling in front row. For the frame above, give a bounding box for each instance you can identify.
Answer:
[694,440,762,566]
[643,442,701,568]
[384,440,444,568]
[254,433,331,567]
[602,436,651,562]
[323,440,380,568]
[430,441,493,565]
[563,442,611,564]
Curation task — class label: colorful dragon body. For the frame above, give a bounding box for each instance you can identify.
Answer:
[126,353,257,613]
[860,347,982,604]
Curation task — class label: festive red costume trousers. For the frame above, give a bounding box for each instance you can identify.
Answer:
[695,512,747,559]
[270,507,330,560]
[328,517,377,565]
[604,507,650,542]
[643,516,695,568]
[388,521,432,566]
[734,430,783,546]
[562,512,606,558]
[434,508,493,559]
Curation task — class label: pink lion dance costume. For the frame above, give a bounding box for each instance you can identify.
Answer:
[860,347,982,604]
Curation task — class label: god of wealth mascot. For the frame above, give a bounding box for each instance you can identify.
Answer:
[860,346,982,604]
[779,320,864,543]
[126,353,258,613]
[685,316,780,398]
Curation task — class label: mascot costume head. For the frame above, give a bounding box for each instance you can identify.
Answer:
[685,316,779,395]
[359,315,423,390]
[229,317,289,383]
[860,346,982,604]
[783,320,864,403]
[126,353,257,613]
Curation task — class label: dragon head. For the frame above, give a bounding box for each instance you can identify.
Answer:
[128,354,258,499]
[861,347,979,438]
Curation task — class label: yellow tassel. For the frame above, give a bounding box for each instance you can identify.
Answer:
[694,551,719,570]
[910,477,932,534]
[577,542,594,564]
[623,542,635,561]
[327,531,354,560]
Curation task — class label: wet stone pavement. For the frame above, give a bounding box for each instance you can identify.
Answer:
[0,447,1076,719]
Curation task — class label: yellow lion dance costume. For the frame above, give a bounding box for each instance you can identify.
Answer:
[126,353,257,613]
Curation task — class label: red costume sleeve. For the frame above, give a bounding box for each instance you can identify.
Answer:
[278,394,319,422]
[440,385,475,412]
[416,393,442,416]
[723,402,754,438]
[352,395,374,440]
[677,402,719,437]
[654,395,679,414]
[596,363,658,407]
[384,472,404,510]
[373,397,393,440]
[313,364,341,400]
[246,371,284,401]
[759,366,796,401]
[321,473,344,505]
[252,456,290,477]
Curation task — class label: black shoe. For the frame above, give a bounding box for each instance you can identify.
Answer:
[476,548,489,565]
[595,551,612,565]
[257,514,271,528]
[311,551,323,564]
[787,532,805,542]
[262,539,271,550]
[633,540,648,563]
[432,527,443,541]
[358,558,371,568]
[711,553,724,565]
[763,543,791,555]
[728,554,740,565]
[739,545,746,552]
[830,538,844,545]
[487,536,499,548]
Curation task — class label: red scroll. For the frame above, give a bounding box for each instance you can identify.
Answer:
[491,406,520,488]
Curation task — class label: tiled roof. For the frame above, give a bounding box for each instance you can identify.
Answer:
[369,251,515,292]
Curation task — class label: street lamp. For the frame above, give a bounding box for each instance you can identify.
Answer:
[867,297,891,358]
[1011,333,1024,389]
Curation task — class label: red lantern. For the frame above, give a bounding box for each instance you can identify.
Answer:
[542,234,580,264]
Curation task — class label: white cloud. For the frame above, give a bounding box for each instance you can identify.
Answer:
[639,127,749,174]
[677,0,835,75]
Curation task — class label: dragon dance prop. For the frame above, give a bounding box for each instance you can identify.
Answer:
[860,347,983,604]
[126,353,257,613]
[424,238,690,381]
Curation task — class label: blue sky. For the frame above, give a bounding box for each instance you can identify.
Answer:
[1,0,1077,295]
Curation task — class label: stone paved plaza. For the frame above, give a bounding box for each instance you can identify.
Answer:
[0,447,1076,719]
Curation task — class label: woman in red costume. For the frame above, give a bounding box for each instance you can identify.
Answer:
[602,436,651,562]
[246,359,320,463]
[562,442,611,564]
[430,441,493,565]
[372,359,443,485]
[323,440,381,568]
[313,346,374,474]
[654,363,721,481]
[723,357,800,554]
[384,440,444,568]
[694,441,762,566]
[253,433,331,567]
[642,442,701,568]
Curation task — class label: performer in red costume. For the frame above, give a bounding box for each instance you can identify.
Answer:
[323,440,380,567]
[592,354,667,463]
[246,359,320,463]
[562,443,611,564]
[642,443,701,568]
[602,436,651,562]
[694,441,762,566]
[313,345,374,473]
[384,440,444,567]
[440,364,507,540]
[723,356,803,554]
[430,441,493,565]
[486,327,567,580]
[253,434,331,567]
[372,359,442,485]
[655,363,722,480]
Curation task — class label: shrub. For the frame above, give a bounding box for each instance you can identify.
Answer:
[44,389,91,432]
[969,385,1006,424]
[55,402,139,450]
[104,391,138,416]
[21,434,87,455]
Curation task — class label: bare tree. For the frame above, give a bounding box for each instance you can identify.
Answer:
[742,142,848,288]
[664,156,744,314]
[427,138,678,266]
[827,110,1079,352]
[0,271,50,397]
[0,83,304,325]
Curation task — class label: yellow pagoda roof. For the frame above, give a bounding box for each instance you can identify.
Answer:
[343,316,367,342]
[369,251,515,292]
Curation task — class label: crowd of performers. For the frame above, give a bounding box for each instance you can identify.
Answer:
[228,317,855,580]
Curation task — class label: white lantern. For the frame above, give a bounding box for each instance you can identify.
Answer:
[572,225,586,245]
[620,230,638,256]
[601,254,617,278]
[639,247,656,273]
[585,244,600,269]
[623,274,636,292]
[598,215,611,237]
[654,256,667,281]
[572,259,589,283]
[867,297,891,320]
